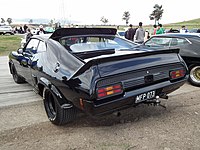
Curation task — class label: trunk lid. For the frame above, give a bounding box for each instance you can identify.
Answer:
[97,49,180,77]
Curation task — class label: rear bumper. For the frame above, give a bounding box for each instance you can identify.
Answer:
[82,79,187,116]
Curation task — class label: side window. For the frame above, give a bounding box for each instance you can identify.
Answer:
[25,39,40,52]
[37,41,46,53]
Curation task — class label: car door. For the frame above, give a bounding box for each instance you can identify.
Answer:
[17,38,40,84]
[30,40,47,87]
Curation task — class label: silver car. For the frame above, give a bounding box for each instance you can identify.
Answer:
[0,25,14,35]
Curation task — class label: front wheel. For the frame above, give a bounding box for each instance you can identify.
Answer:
[43,87,77,125]
[188,65,200,86]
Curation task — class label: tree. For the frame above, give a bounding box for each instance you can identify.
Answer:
[29,19,33,24]
[1,18,5,24]
[122,11,130,26]
[149,4,164,25]
[7,18,12,24]
[100,16,108,25]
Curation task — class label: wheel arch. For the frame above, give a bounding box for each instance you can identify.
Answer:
[38,77,71,106]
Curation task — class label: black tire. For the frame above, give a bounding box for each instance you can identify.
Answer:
[11,64,25,84]
[188,65,200,86]
[43,87,77,125]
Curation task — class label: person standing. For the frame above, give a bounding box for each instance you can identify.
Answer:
[180,25,188,33]
[37,25,45,35]
[156,24,164,34]
[19,26,23,34]
[125,24,137,41]
[25,28,33,42]
[153,24,157,35]
[23,24,28,33]
[134,22,145,44]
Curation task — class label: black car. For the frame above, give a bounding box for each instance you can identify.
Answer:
[9,28,188,125]
[143,33,200,86]
[165,28,180,33]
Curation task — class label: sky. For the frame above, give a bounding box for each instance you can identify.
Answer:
[0,0,199,25]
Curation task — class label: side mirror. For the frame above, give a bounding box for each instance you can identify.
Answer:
[17,48,23,54]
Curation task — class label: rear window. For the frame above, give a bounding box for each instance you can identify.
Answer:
[59,35,137,52]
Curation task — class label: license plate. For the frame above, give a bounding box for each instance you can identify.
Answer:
[135,90,155,103]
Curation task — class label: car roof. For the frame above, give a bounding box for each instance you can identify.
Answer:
[152,33,200,38]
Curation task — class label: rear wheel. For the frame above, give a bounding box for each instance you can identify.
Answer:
[188,65,200,86]
[43,87,77,125]
[11,64,25,84]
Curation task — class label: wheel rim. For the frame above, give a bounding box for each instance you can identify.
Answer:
[190,66,200,84]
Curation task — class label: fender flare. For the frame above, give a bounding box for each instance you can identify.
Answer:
[39,77,72,107]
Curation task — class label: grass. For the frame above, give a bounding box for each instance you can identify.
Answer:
[0,35,22,56]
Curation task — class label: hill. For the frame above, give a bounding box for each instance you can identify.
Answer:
[172,18,200,25]
[164,18,200,29]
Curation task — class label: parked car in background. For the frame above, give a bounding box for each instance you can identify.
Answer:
[44,27,55,33]
[0,25,14,35]
[165,28,180,33]
[189,28,200,33]
[9,28,188,125]
[142,33,200,86]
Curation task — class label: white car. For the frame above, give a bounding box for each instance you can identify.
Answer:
[0,25,14,35]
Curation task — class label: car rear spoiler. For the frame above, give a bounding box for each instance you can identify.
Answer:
[50,28,117,40]
[68,48,180,80]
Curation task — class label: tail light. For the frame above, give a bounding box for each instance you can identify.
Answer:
[170,69,186,80]
[97,83,123,99]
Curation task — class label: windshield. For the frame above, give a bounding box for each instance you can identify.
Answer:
[59,35,137,52]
